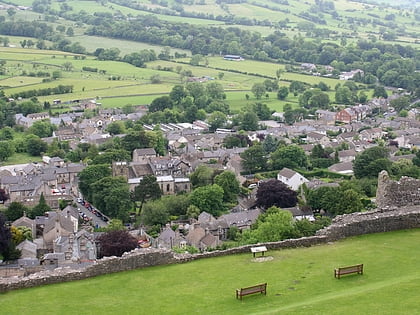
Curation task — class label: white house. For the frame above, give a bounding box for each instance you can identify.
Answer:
[277,168,309,191]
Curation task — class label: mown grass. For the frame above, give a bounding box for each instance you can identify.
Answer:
[1,229,420,315]
[1,152,42,166]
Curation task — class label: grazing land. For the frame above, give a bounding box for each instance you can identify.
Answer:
[1,229,420,314]
[1,46,355,112]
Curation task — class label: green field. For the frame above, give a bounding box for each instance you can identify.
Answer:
[1,229,420,314]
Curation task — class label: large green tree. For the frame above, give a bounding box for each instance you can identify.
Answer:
[0,141,14,161]
[214,171,240,203]
[29,193,51,218]
[270,145,307,170]
[91,176,131,220]
[190,184,225,216]
[353,146,390,178]
[189,165,214,188]
[240,207,297,244]
[241,144,267,174]
[132,175,162,211]
[4,202,28,222]
[78,164,112,201]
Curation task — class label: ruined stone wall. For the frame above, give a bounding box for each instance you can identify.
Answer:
[376,170,420,208]
[2,206,420,293]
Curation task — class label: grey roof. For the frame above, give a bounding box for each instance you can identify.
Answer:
[133,148,157,156]
[278,167,297,179]
[218,209,261,228]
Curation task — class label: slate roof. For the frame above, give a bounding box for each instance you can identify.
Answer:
[278,167,297,179]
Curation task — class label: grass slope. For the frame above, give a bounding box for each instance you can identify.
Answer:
[1,229,420,314]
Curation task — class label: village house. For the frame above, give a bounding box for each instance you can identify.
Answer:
[334,149,357,163]
[277,168,309,191]
[335,105,370,124]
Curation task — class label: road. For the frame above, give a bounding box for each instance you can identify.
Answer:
[76,200,109,228]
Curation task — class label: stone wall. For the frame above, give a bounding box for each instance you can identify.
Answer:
[376,170,420,208]
[2,205,420,293]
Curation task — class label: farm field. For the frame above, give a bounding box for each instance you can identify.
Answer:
[0,46,374,110]
[1,229,420,314]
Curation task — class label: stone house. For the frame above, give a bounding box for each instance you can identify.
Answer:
[53,229,97,262]
[132,148,157,163]
[42,212,75,249]
[277,168,309,191]
[315,110,336,125]
[186,223,219,251]
[27,112,50,121]
[12,215,36,239]
[360,128,384,142]
[328,161,354,175]
[334,149,357,163]
[17,240,37,259]
[156,226,186,249]
[305,132,330,146]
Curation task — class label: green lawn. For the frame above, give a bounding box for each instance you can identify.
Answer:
[1,229,420,314]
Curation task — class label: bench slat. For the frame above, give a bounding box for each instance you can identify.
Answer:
[236,283,267,300]
[334,264,363,279]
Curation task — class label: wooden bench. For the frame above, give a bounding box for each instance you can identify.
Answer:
[236,283,267,300]
[334,264,363,279]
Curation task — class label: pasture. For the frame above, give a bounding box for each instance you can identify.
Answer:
[0,46,373,109]
[1,229,420,314]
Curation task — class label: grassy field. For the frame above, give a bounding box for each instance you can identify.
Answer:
[1,229,420,314]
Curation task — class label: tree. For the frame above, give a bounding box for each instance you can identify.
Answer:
[149,96,173,112]
[256,179,298,209]
[66,27,74,36]
[276,68,284,81]
[390,96,410,112]
[270,145,307,170]
[372,86,388,98]
[62,61,73,71]
[28,120,55,138]
[98,230,138,258]
[132,175,162,211]
[206,82,226,100]
[190,54,203,66]
[253,102,272,120]
[307,186,364,215]
[29,193,51,218]
[251,83,266,99]
[214,171,240,203]
[262,134,279,153]
[105,121,125,135]
[91,176,131,220]
[189,165,214,188]
[140,199,170,226]
[0,213,13,260]
[353,146,390,178]
[241,144,267,174]
[24,135,47,156]
[0,141,14,161]
[169,85,187,105]
[78,164,112,201]
[241,207,297,243]
[0,188,9,204]
[240,111,259,131]
[208,111,227,132]
[277,86,289,100]
[4,202,28,222]
[190,184,225,216]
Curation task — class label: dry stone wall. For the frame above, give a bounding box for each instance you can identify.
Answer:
[376,170,420,208]
[2,205,420,293]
